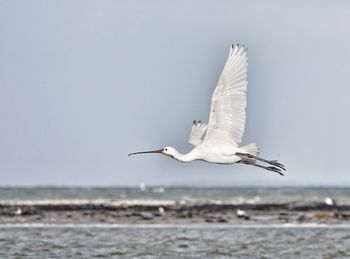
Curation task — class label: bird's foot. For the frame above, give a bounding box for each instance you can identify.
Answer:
[269,160,286,171]
[267,166,284,176]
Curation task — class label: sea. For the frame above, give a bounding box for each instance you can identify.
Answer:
[1,186,350,258]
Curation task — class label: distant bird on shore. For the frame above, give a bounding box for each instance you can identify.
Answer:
[128,43,285,175]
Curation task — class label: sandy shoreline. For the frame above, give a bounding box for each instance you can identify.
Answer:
[1,200,350,225]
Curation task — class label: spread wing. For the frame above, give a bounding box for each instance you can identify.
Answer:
[203,43,248,147]
[188,120,208,147]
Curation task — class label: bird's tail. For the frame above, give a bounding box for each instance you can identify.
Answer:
[241,143,259,157]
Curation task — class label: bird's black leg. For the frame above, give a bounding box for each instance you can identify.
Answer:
[236,153,286,171]
[250,163,284,176]
[238,156,284,176]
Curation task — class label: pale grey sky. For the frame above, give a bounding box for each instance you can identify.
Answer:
[1,1,350,186]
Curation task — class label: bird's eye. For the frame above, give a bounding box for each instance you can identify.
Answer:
[165,148,168,151]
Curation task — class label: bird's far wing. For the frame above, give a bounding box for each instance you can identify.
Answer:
[188,120,208,147]
[203,43,248,147]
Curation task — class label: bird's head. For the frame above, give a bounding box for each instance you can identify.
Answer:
[128,146,176,159]
[161,147,176,158]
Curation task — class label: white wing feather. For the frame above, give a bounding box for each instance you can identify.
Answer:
[188,121,208,147]
[203,44,248,147]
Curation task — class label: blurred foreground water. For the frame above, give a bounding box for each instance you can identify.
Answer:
[1,225,350,258]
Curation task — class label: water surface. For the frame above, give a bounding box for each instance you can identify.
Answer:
[1,224,349,258]
[1,187,350,258]
[1,186,350,204]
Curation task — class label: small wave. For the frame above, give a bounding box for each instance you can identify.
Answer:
[0,198,286,207]
[1,198,350,208]
[0,199,177,206]
[1,223,350,229]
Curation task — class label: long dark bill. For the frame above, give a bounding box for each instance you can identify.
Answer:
[128,149,163,157]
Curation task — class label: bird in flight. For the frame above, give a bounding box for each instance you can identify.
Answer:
[128,44,285,176]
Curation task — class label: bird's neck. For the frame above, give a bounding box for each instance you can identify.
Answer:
[172,148,199,162]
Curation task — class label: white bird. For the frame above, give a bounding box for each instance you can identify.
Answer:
[128,43,285,175]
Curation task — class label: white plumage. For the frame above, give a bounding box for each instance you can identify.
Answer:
[205,44,247,147]
[188,120,207,147]
[129,44,285,176]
